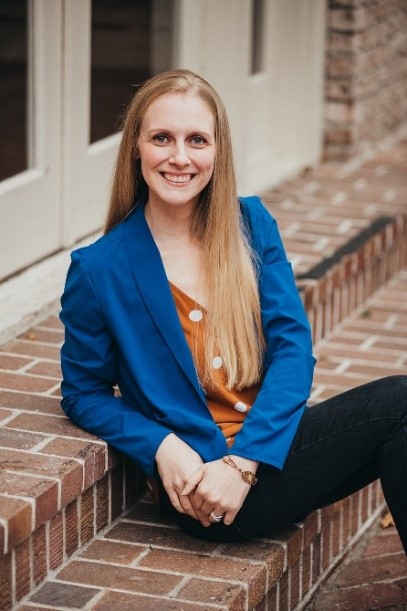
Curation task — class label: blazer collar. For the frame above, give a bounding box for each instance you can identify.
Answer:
[124,203,205,399]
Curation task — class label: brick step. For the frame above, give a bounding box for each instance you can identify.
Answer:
[1,141,406,609]
[7,266,407,611]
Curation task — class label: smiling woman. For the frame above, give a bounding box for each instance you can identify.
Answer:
[60,70,407,553]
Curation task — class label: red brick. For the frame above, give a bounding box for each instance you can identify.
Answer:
[0,496,32,550]
[5,413,96,440]
[41,438,106,490]
[0,472,58,529]
[0,553,12,611]
[15,538,31,601]
[278,570,289,611]
[0,448,83,509]
[0,371,57,393]
[331,512,341,558]
[0,428,45,451]
[139,548,266,609]
[57,559,182,595]
[311,534,322,584]
[313,580,407,611]
[79,539,146,564]
[65,499,79,557]
[0,390,61,415]
[32,525,47,585]
[223,539,285,586]
[1,341,60,360]
[259,583,277,611]
[302,545,312,597]
[93,591,219,611]
[334,552,407,587]
[49,512,64,571]
[302,511,321,548]
[105,520,219,554]
[0,354,33,371]
[96,475,109,532]
[321,527,331,573]
[30,581,97,608]
[290,559,301,609]
[177,577,247,610]
[25,362,61,378]
[80,487,95,546]
[363,530,404,557]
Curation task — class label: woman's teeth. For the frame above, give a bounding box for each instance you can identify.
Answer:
[163,173,192,183]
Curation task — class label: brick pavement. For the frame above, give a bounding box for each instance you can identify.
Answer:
[1,139,406,610]
[306,516,406,611]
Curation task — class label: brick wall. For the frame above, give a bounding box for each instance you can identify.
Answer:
[324,0,407,160]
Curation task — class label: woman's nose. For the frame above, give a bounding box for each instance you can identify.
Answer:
[169,143,190,167]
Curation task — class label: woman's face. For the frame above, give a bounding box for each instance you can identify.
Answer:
[137,93,216,215]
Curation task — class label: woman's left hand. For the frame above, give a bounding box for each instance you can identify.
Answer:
[181,455,258,527]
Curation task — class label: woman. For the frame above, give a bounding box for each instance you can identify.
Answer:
[60,69,407,549]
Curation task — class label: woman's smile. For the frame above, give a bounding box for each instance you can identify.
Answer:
[161,172,195,184]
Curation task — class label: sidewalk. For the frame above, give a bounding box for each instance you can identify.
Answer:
[1,139,406,610]
[306,513,407,611]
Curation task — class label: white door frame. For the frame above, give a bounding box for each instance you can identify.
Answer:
[0,0,62,281]
[62,0,121,247]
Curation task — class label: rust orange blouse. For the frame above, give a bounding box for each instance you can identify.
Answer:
[170,283,261,447]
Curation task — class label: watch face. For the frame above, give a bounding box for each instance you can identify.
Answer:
[242,471,258,486]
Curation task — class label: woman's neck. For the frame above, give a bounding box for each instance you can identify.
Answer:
[144,200,195,245]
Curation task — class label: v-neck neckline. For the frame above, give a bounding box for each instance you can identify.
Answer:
[169,281,206,311]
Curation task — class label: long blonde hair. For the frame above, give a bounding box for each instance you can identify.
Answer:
[105,70,264,389]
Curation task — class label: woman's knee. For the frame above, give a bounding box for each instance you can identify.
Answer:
[370,375,407,415]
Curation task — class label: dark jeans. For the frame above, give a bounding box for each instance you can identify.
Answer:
[163,376,407,553]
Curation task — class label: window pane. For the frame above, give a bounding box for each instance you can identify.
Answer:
[251,0,264,75]
[91,0,175,143]
[0,0,28,181]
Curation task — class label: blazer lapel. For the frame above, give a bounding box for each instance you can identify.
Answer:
[124,204,205,399]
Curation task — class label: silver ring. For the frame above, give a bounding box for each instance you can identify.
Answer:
[210,511,224,523]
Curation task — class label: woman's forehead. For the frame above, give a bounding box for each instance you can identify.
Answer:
[142,93,215,129]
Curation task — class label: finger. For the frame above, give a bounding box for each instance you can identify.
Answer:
[222,508,238,526]
[181,467,204,496]
[167,489,185,514]
[178,493,200,520]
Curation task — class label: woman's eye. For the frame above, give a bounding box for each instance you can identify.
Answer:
[153,134,169,144]
[191,136,206,147]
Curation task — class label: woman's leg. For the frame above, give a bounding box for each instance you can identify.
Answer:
[173,376,407,549]
[235,375,407,552]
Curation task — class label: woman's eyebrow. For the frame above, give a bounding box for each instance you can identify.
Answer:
[144,127,214,138]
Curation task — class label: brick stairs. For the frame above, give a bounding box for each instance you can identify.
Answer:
[1,140,406,611]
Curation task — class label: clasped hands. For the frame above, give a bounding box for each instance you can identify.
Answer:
[155,433,257,527]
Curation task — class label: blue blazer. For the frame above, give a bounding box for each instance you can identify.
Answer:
[60,196,316,476]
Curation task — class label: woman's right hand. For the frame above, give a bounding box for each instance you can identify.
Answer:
[155,433,204,520]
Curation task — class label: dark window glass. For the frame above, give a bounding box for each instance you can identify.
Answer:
[0,0,28,181]
[91,0,174,143]
[251,0,264,75]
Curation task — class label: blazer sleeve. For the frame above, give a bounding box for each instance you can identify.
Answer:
[230,199,316,469]
[60,250,172,476]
